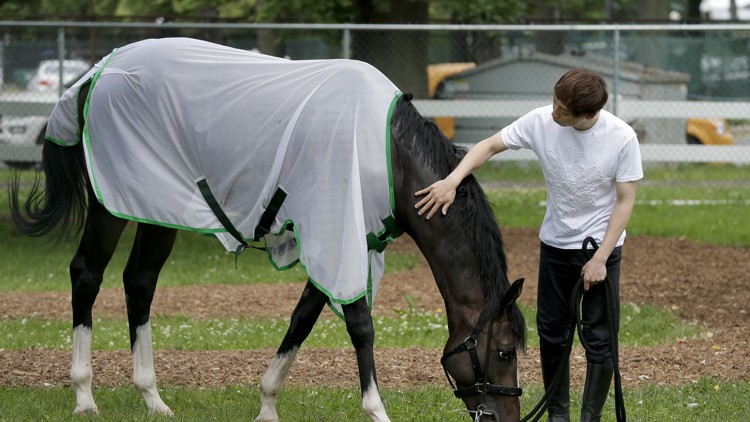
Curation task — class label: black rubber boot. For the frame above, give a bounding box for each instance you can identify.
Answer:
[541,358,570,422]
[580,363,614,422]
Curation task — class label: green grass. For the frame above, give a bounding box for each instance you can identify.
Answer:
[485,188,547,228]
[0,386,493,422]
[631,184,748,246]
[0,220,423,293]
[0,311,447,350]
[2,381,749,421]
[474,161,750,184]
[479,162,750,248]
[484,186,750,248]
[0,302,699,350]
[641,162,750,183]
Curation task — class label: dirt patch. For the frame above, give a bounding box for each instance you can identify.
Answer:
[2,228,749,389]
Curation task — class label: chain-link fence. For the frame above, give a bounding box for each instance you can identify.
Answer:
[1,21,749,168]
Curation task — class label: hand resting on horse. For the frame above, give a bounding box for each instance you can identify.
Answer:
[414,177,459,219]
[415,132,508,220]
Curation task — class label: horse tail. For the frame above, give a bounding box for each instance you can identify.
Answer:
[9,140,88,243]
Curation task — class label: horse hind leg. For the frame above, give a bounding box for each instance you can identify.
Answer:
[342,297,390,422]
[256,280,327,422]
[122,223,177,415]
[69,199,128,415]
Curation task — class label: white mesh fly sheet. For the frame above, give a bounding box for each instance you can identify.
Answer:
[46,38,402,312]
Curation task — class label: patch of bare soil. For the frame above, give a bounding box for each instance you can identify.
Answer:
[2,228,749,390]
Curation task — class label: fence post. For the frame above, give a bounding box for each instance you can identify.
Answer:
[342,26,351,59]
[57,26,65,97]
[612,25,620,116]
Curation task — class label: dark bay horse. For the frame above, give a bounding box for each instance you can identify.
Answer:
[10,41,525,422]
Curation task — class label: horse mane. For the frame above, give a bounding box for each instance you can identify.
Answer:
[392,94,526,350]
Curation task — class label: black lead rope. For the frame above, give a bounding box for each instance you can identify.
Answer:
[576,237,626,422]
[522,237,626,422]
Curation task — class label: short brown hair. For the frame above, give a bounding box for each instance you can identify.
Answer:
[554,68,608,117]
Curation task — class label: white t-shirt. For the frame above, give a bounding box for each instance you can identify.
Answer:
[500,105,643,250]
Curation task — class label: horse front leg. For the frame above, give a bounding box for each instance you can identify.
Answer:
[342,297,390,422]
[123,223,176,416]
[256,280,327,422]
[69,203,127,415]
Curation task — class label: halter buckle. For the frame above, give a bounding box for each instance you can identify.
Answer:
[474,382,488,393]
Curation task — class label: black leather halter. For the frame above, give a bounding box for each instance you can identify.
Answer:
[441,296,522,421]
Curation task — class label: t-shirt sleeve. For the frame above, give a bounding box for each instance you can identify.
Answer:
[616,135,644,182]
[499,108,539,151]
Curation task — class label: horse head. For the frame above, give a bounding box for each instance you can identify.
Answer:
[440,278,525,421]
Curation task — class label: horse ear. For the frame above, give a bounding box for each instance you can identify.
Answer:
[500,278,524,310]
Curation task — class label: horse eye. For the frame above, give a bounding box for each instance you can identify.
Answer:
[497,350,514,362]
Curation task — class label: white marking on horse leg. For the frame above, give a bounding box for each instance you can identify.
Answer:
[71,325,98,415]
[255,346,299,422]
[132,322,173,416]
[362,376,390,422]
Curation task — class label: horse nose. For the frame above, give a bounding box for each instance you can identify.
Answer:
[480,403,519,422]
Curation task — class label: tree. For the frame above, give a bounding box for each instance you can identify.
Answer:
[631,0,671,69]
[349,0,430,98]
[0,0,228,20]
[685,0,705,96]
[251,0,431,97]
[431,0,526,63]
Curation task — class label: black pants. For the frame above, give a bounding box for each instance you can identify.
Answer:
[537,241,621,366]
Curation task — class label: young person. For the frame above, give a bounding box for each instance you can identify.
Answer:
[415,68,643,421]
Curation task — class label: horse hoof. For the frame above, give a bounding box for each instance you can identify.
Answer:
[73,405,99,415]
[254,409,279,422]
[148,406,174,417]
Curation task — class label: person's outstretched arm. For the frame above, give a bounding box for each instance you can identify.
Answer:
[415,132,508,219]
